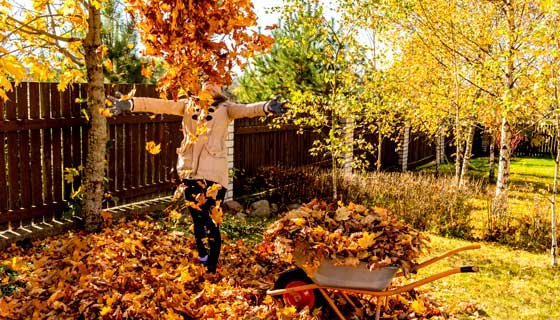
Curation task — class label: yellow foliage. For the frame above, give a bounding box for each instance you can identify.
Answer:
[145,141,161,155]
[211,203,223,224]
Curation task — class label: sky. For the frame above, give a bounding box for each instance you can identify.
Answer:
[252,0,281,30]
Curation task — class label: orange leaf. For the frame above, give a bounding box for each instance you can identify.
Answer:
[145,141,161,155]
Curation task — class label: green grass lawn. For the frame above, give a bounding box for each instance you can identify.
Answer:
[402,157,560,318]
[418,234,560,320]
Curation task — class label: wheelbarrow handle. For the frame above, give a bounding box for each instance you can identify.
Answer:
[460,265,479,273]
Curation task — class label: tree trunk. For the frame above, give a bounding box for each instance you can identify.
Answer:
[489,132,496,183]
[494,117,512,216]
[81,5,106,232]
[459,124,475,187]
[454,110,462,187]
[377,129,383,172]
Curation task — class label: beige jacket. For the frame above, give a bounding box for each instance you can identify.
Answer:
[133,97,266,187]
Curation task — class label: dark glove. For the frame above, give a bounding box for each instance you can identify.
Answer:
[107,92,133,115]
[264,96,288,116]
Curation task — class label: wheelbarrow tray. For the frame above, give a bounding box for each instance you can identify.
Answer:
[292,242,398,291]
[310,259,398,291]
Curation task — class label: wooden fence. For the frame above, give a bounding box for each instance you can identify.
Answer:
[233,117,321,196]
[0,82,181,232]
[514,126,558,158]
[1,82,442,234]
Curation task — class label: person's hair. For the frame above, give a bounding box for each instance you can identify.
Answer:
[210,90,229,106]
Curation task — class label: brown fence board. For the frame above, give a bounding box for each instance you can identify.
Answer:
[139,121,146,187]
[116,123,125,192]
[125,122,133,190]
[61,86,73,200]
[108,124,116,193]
[6,87,20,212]
[0,203,66,226]
[131,118,140,188]
[0,95,7,215]
[40,83,53,205]
[50,83,63,208]
[29,83,43,207]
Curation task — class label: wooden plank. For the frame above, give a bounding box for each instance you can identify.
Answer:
[116,124,125,192]
[40,83,53,205]
[70,84,82,170]
[139,121,146,187]
[29,83,44,207]
[131,118,140,189]
[17,83,32,211]
[107,124,116,194]
[0,203,67,226]
[68,84,82,197]
[125,122,133,190]
[0,92,7,213]
[79,84,88,169]
[155,121,163,182]
[61,87,73,200]
[0,117,85,132]
[6,85,20,212]
[146,122,154,185]
[111,182,174,202]
[50,83,63,205]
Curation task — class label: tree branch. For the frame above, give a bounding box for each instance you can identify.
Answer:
[6,15,82,43]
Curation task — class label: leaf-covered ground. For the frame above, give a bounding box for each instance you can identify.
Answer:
[0,210,467,319]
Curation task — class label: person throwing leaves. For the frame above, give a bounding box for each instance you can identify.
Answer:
[108,83,287,273]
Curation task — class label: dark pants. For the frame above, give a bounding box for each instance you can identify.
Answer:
[183,179,226,272]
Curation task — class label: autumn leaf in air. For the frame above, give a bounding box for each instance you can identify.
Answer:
[145,141,161,155]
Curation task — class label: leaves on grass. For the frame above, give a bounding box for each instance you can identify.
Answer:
[0,203,446,319]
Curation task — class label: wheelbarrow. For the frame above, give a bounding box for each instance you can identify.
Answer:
[267,244,481,320]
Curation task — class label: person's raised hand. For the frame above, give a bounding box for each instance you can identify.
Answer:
[107,92,133,116]
[264,96,289,116]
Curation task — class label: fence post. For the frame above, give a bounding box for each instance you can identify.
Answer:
[226,121,235,201]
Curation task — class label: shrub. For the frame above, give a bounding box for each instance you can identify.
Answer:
[236,166,485,238]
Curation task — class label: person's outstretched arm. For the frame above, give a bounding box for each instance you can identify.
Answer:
[109,95,192,116]
[226,97,288,119]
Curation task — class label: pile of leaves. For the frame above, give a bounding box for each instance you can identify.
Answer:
[0,209,454,319]
[262,199,428,276]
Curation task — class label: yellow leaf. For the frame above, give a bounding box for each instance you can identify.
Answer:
[100,306,111,316]
[91,0,102,10]
[357,231,380,249]
[103,59,113,70]
[127,43,135,49]
[120,87,136,100]
[169,210,182,220]
[290,217,306,226]
[410,299,426,314]
[211,203,223,224]
[98,108,113,118]
[198,90,214,105]
[206,184,222,200]
[141,66,153,78]
[145,141,161,155]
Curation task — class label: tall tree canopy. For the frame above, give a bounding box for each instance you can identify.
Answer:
[0,0,272,231]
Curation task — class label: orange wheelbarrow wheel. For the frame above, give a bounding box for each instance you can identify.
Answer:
[273,268,324,310]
